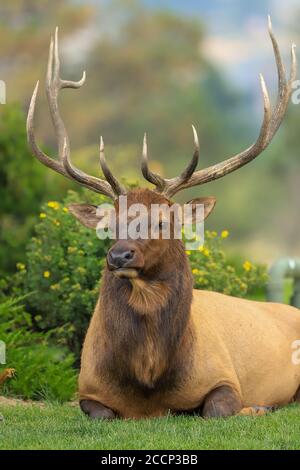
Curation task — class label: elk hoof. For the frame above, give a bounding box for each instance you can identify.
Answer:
[201,385,242,418]
[80,399,116,420]
[238,406,276,416]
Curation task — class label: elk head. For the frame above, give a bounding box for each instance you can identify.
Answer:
[27,19,297,280]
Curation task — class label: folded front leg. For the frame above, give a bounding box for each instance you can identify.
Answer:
[201,385,242,418]
[80,399,117,420]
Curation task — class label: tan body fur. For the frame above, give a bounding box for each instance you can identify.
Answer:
[79,289,300,418]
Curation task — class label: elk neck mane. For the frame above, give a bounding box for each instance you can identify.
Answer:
[98,240,194,392]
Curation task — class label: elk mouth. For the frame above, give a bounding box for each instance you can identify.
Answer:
[112,267,140,279]
[106,243,144,278]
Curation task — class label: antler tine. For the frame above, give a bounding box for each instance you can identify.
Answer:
[267,17,297,139]
[100,137,127,196]
[141,133,167,191]
[46,26,86,158]
[53,27,86,90]
[27,28,125,200]
[177,125,199,182]
[61,138,117,199]
[27,80,68,176]
[268,16,286,94]
[147,17,297,197]
[163,125,200,198]
[141,126,200,198]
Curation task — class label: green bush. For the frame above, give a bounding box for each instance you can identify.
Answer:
[19,190,111,358]
[187,230,268,297]
[0,104,69,275]
[0,296,77,401]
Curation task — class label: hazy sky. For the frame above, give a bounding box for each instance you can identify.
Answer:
[142,0,298,88]
[73,0,298,96]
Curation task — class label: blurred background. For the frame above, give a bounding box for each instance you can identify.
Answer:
[0,0,299,274]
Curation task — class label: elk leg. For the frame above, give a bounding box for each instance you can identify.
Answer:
[201,385,242,418]
[80,399,116,420]
[238,406,276,416]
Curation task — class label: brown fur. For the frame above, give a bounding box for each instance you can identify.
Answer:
[98,246,194,392]
[129,278,171,315]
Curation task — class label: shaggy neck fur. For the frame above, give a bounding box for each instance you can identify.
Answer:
[99,241,194,392]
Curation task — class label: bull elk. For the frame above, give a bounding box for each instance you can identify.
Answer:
[27,19,300,419]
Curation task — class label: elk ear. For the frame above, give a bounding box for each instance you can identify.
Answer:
[68,203,101,229]
[185,197,216,224]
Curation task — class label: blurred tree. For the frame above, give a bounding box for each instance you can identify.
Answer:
[0,0,93,97]
[0,104,77,274]
[0,104,46,273]
[0,0,94,274]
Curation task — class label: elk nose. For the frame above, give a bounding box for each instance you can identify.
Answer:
[107,248,135,269]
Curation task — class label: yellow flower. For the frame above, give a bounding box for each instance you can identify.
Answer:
[221,230,229,239]
[207,262,217,269]
[243,261,252,272]
[192,268,199,275]
[186,250,191,255]
[39,213,46,219]
[211,231,217,237]
[50,283,60,291]
[16,262,26,271]
[54,220,60,226]
[47,201,59,210]
[76,267,86,274]
[198,245,204,252]
[63,207,69,213]
[203,248,210,257]
[43,271,50,278]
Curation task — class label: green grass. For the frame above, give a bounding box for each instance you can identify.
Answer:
[0,403,299,450]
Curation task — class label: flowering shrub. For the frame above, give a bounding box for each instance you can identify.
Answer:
[187,230,268,297]
[16,190,112,358]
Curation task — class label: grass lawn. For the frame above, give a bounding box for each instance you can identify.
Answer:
[0,402,299,450]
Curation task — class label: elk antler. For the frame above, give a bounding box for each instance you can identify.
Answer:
[27,28,126,200]
[142,17,297,199]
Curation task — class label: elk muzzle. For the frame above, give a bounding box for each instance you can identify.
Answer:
[107,241,144,278]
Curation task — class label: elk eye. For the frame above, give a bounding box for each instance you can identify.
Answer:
[158,221,168,231]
